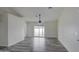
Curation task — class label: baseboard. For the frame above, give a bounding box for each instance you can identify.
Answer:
[25,36,57,39]
[8,38,25,47]
[45,37,57,39]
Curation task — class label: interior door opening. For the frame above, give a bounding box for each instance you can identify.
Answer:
[34,26,45,37]
[33,26,45,51]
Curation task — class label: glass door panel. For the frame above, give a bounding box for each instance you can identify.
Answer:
[34,26,44,37]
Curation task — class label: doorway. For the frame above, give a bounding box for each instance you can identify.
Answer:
[34,26,45,37]
[33,26,45,51]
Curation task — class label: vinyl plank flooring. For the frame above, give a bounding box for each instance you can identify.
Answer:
[0,37,68,52]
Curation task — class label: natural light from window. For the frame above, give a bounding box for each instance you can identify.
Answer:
[34,26,44,37]
[33,26,45,52]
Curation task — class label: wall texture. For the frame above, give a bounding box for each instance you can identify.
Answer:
[0,14,8,46]
[26,22,34,37]
[26,20,57,38]
[58,8,79,52]
[45,20,57,38]
[8,14,26,46]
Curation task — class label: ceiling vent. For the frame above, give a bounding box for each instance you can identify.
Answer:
[48,7,53,9]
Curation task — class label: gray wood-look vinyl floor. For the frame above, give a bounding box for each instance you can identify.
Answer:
[0,37,68,52]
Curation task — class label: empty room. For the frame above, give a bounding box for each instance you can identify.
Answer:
[0,7,79,52]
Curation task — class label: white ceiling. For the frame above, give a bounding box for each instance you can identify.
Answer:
[12,7,64,22]
[0,7,23,17]
[0,7,64,22]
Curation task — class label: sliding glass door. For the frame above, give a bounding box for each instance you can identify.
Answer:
[33,26,45,51]
[34,26,45,37]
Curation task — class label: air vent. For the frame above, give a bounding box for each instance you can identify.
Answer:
[48,7,53,9]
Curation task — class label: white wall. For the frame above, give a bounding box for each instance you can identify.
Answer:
[58,8,79,52]
[26,21,57,38]
[8,14,26,46]
[45,20,57,38]
[0,14,8,46]
[26,22,36,37]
